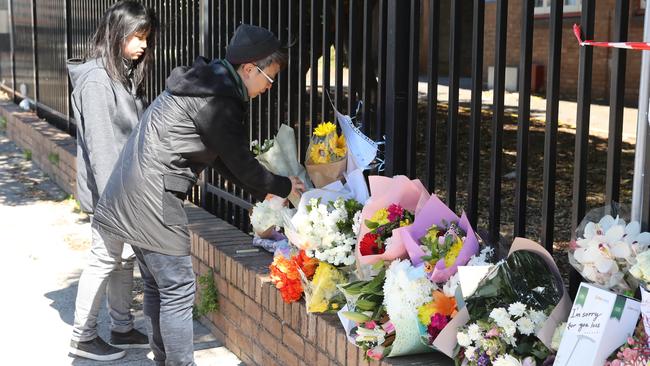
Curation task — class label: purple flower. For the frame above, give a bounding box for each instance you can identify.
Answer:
[477,352,491,366]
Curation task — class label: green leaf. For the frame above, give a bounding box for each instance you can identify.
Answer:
[341,311,371,323]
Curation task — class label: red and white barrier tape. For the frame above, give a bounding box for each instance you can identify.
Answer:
[573,24,650,51]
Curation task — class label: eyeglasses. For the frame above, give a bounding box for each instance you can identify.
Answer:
[254,65,274,84]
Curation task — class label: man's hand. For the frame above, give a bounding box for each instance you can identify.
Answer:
[288,176,305,198]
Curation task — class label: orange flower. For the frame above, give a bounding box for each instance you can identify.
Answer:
[269,250,320,303]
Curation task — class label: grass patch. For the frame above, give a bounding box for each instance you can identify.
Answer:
[48,152,59,166]
[193,269,219,319]
[23,149,32,161]
[0,116,6,130]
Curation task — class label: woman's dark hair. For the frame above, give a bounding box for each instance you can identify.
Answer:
[88,1,158,96]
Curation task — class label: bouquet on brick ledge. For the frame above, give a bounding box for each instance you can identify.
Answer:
[305,121,347,188]
[355,175,429,268]
[268,249,319,303]
[250,195,295,239]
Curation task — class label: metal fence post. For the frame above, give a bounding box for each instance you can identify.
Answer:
[384,0,409,176]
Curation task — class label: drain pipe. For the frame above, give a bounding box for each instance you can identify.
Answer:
[632,5,650,224]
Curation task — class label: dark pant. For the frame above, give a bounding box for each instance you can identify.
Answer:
[132,246,196,366]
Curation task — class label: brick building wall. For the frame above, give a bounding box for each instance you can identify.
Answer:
[483,1,646,105]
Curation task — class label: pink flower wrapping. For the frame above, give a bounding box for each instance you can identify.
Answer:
[397,194,479,283]
[355,176,430,265]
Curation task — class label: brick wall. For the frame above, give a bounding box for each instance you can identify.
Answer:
[483,1,645,105]
[188,206,454,366]
[0,101,76,195]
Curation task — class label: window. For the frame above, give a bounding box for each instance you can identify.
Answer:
[534,0,582,15]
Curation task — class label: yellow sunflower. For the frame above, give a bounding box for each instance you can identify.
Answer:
[313,122,337,137]
[329,134,347,157]
[309,142,330,164]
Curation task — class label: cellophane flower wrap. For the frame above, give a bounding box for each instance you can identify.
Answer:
[337,267,392,361]
[305,121,347,188]
[450,238,570,364]
[269,249,319,303]
[300,261,348,313]
[631,248,650,347]
[358,203,414,257]
[399,194,480,283]
[250,195,295,238]
[604,321,650,366]
[252,124,313,206]
[569,206,650,295]
[355,176,430,267]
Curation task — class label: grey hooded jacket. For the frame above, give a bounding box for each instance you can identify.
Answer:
[92,57,291,256]
[68,58,145,213]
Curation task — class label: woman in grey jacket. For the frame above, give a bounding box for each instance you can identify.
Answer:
[67,1,158,361]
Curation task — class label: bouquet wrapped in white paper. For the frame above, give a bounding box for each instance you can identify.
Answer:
[250,196,295,238]
[253,124,313,206]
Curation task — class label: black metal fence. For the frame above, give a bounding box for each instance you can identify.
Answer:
[0,0,646,297]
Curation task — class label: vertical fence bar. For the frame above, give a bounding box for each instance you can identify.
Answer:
[298,0,307,159]
[467,0,484,227]
[605,0,629,205]
[310,0,318,129]
[425,0,439,192]
[541,0,564,252]
[334,0,343,110]
[322,0,331,123]
[375,0,387,142]
[446,0,461,211]
[361,0,372,134]
[571,0,595,297]
[406,0,420,178]
[31,0,38,106]
[514,0,534,237]
[347,0,361,115]
[489,0,508,244]
[384,0,409,176]
[276,0,286,129]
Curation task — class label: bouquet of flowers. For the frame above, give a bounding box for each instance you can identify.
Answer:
[399,195,480,284]
[250,195,295,238]
[355,175,430,267]
[359,203,414,256]
[631,250,650,347]
[305,121,347,188]
[456,302,552,366]
[417,290,458,347]
[269,249,319,303]
[338,267,392,360]
[605,321,650,366]
[301,261,348,313]
[570,211,650,295]
[289,196,363,266]
[252,124,313,206]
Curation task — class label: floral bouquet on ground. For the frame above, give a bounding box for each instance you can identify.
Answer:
[569,206,650,295]
[252,124,313,206]
[269,249,319,303]
[605,321,650,365]
[438,238,571,361]
[250,195,295,238]
[399,195,480,284]
[355,175,430,267]
[456,302,551,366]
[305,121,347,188]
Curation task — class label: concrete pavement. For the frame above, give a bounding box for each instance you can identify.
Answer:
[0,127,242,365]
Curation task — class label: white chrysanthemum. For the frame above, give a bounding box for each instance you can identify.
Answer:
[508,302,527,318]
[443,272,459,297]
[528,310,547,326]
[457,331,472,348]
[467,323,481,342]
[501,319,517,338]
[492,354,522,366]
[251,197,295,234]
[489,308,510,326]
[384,259,435,322]
[515,316,535,336]
[467,246,495,266]
[464,346,477,361]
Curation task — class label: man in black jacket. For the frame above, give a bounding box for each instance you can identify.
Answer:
[93,24,304,365]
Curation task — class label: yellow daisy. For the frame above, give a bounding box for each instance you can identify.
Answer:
[313,122,337,137]
[309,142,329,164]
[329,134,347,157]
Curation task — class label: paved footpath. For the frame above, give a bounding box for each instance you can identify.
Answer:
[0,127,242,365]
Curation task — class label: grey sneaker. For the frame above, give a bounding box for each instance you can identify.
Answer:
[69,336,126,361]
[110,328,150,349]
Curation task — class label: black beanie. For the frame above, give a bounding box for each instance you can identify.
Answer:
[225,24,281,64]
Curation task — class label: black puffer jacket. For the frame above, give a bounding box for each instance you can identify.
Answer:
[93,57,291,256]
